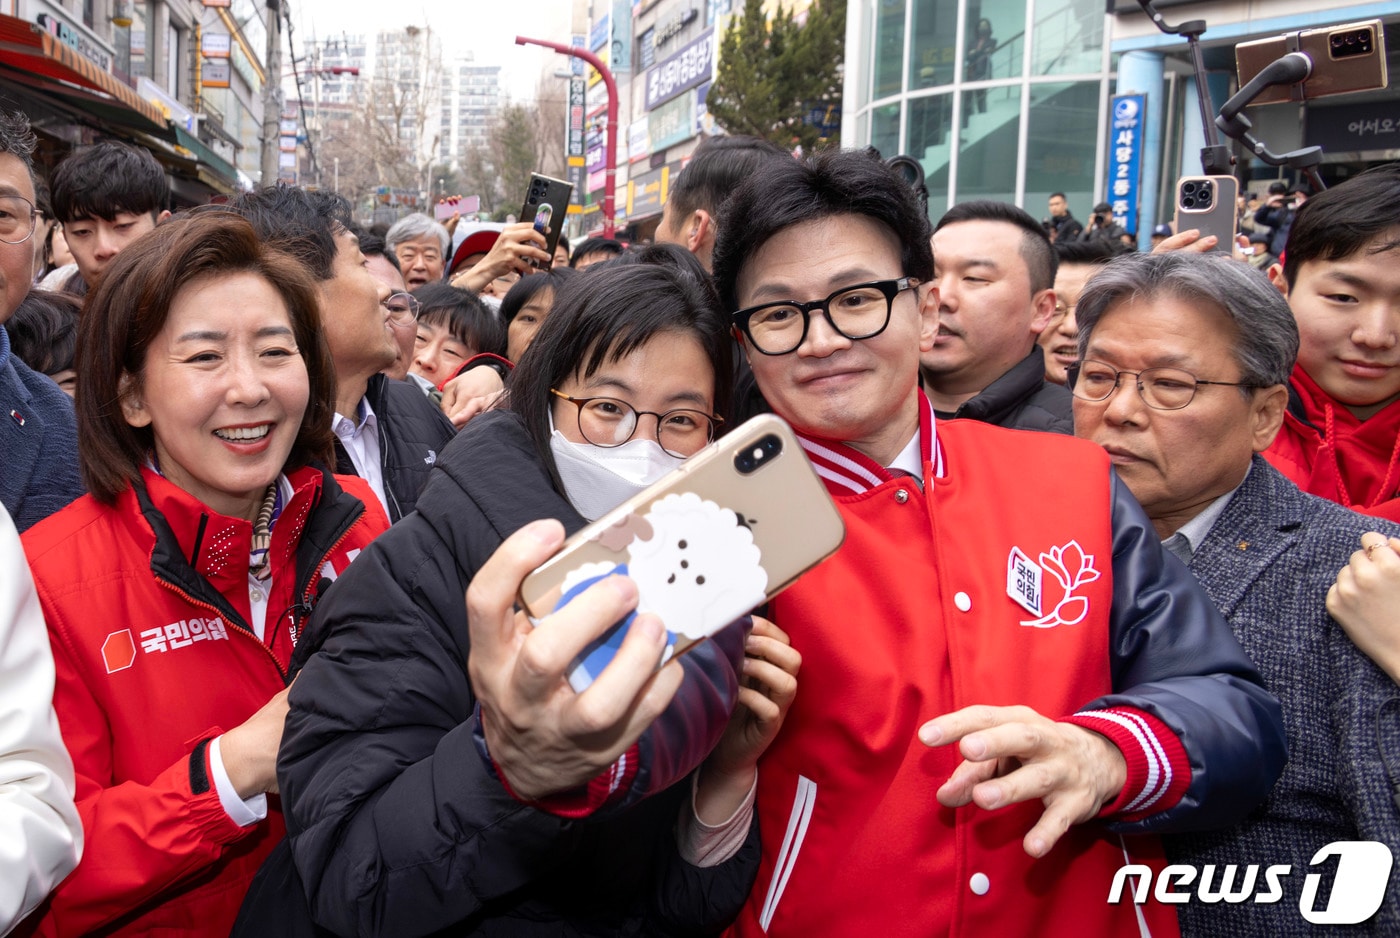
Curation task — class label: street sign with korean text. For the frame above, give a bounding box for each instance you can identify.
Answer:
[1105,93,1145,238]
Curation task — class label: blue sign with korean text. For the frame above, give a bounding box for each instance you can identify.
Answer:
[1105,94,1145,238]
[645,29,713,111]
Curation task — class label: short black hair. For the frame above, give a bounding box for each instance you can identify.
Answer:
[1049,192,1068,201]
[1282,163,1400,288]
[508,260,731,492]
[666,135,790,221]
[354,228,401,272]
[51,141,169,224]
[500,267,578,325]
[1054,238,1121,266]
[569,237,625,267]
[713,148,933,312]
[225,186,355,281]
[5,290,80,375]
[935,200,1057,292]
[412,282,506,357]
[556,233,570,255]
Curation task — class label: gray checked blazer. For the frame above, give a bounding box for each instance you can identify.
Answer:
[1166,456,1400,937]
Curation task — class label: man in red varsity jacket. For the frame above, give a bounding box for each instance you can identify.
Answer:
[709,150,1286,937]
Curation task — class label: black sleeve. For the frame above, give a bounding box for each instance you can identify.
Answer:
[1088,471,1288,834]
[279,514,578,937]
[647,802,761,937]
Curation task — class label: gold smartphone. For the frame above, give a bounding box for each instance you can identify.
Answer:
[519,414,846,691]
[1236,20,1388,106]
[1174,176,1238,254]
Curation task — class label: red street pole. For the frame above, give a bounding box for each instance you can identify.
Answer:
[515,35,617,239]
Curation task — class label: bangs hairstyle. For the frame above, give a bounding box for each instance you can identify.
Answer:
[713,148,934,312]
[50,141,169,224]
[6,290,81,375]
[76,211,337,503]
[412,282,507,357]
[499,266,578,325]
[507,261,731,490]
[1282,163,1400,288]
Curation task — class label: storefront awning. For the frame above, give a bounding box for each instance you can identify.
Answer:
[0,13,170,135]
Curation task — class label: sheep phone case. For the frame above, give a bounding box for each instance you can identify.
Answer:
[519,414,846,692]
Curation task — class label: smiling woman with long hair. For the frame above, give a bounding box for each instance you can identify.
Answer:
[19,212,387,937]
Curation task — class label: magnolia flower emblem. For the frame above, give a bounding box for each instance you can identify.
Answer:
[1020,540,1100,628]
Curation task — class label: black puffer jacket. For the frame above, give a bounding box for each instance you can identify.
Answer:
[273,409,754,937]
[335,373,456,522]
[933,347,1075,435]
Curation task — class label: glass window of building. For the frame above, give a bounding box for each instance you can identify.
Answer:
[849,0,1111,220]
[873,0,906,99]
[1024,81,1099,223]
[965,1,1027,82]
[1030,0,1103,77]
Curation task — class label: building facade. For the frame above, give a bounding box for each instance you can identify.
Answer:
[842,0,1398,239]
[438,53,502,167]
[1,0,252,199]
[841,0,1113,226]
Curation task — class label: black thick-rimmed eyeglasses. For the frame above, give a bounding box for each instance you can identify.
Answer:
[0,194,38,245]
[732,277,920,356]
[1067,360,1262,411]
[551,390,722,458]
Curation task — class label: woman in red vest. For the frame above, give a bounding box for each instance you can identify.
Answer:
[19,212,387,936]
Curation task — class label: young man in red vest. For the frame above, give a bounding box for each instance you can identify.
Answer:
[709,150,1285,937]
[1263,164,1400,521]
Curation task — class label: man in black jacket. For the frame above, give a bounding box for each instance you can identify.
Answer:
[229,187,455,521]
[921,200,1074,434]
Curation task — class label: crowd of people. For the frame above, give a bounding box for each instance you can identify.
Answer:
[1,99,1399,938]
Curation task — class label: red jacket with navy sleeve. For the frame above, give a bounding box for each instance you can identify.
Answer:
[18,466,386,937]
[731,397,1284,938]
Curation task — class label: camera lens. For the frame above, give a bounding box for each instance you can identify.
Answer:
[1182,181,1198,195]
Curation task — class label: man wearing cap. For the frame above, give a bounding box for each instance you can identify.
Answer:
[1078,201,1126,246]
[1149,223,1174,250]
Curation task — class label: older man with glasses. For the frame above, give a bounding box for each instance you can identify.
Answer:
[710,149,1285,937]
[1071,251,1400,936]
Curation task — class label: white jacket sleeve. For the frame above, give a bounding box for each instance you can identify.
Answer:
[0,506,81,935]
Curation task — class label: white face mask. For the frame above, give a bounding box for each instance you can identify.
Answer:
[549,412,681,520]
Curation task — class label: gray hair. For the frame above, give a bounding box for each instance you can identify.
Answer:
[1076,251,1298,390]
[0,110,37,183]
[385,212,450,256]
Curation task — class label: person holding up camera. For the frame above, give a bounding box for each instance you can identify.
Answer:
[1078,201,1126,247]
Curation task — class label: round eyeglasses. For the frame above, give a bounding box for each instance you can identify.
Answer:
[550,389,721,458]
[732,278,920,356]
[384,292,420,324]
[0,194,38,245]
[1068,360,1261,411]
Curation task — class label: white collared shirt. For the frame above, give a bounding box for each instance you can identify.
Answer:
[1161,464,1252,561]
[332,397,389,520]
[888,428,925,484]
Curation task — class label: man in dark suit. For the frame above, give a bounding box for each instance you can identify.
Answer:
[0,110,83,532]
[1072,250,1400,936]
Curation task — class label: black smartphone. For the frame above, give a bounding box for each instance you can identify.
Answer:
[520,173,573,270]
